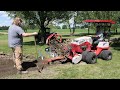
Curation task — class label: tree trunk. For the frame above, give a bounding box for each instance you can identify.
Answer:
[88,23,90,34]
[68,24,72,35]
[88,27,89,34]
[35,11,47,44]
[116,28,118,34]
[38,23,46,44]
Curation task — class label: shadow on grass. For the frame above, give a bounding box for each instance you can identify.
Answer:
[110,42,120,51]
[22,60,38,71]
[23,41,35,45]
[62,33,94,37]
[23,41,45,46]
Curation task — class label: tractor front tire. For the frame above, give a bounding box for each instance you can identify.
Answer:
[99,50,112,60]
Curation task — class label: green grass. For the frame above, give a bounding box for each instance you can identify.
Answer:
[0,34,11,53]
[0,28,120,79]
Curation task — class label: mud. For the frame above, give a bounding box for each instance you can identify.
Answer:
[0,53,46,78]
[0,54,16,77]
[0,53,86,78]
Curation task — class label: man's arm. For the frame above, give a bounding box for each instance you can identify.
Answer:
[17,26,38,37]
[22,32,38,37]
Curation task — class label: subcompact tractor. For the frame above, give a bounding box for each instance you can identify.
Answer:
[45,32,112,65]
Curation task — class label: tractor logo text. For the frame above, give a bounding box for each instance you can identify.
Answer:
[103,43,107,46]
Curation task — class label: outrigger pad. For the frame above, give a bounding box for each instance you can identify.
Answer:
[36,58,49,73]
[72,54,82,64]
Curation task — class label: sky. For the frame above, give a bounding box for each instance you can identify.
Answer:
[0,11,64,27]
[0,11,13,26]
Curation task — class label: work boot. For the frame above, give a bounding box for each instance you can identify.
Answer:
[17,70,28,74]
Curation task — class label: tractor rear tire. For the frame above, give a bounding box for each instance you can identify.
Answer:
[99,50,112,60]
[82,51,89,61]
[85,52,97,64]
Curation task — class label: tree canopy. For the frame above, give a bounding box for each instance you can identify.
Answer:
[6,11,120,34]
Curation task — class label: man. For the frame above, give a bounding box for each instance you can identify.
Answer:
[69,16,75,35]
[8,17,38,74]
[92,26,104,45]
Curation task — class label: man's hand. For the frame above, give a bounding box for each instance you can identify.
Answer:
[33,32,38,36]
[88,35,92,37]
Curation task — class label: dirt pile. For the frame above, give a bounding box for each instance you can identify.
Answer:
[0,53,41,78]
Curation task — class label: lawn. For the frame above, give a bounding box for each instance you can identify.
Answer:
[0,28,120,79]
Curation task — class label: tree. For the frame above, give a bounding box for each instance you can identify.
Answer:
[6,11,70,43]
[75,11,120,34]
[76,11,120,23]
[62,25,67,29]
[0,26,9,30]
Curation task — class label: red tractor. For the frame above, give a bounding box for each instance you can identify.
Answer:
[44,20,115,65]
[83,19,115,60]
[45,33,96,64]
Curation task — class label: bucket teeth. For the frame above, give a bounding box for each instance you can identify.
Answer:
[36,60,49,73]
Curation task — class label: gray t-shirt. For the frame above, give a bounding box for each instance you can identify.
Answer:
[8,24,25,48]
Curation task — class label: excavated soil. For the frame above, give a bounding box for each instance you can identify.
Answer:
[0,54,17,77]
[0,52,87,78]
[0,53,65,78]
[0,53,48,78]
